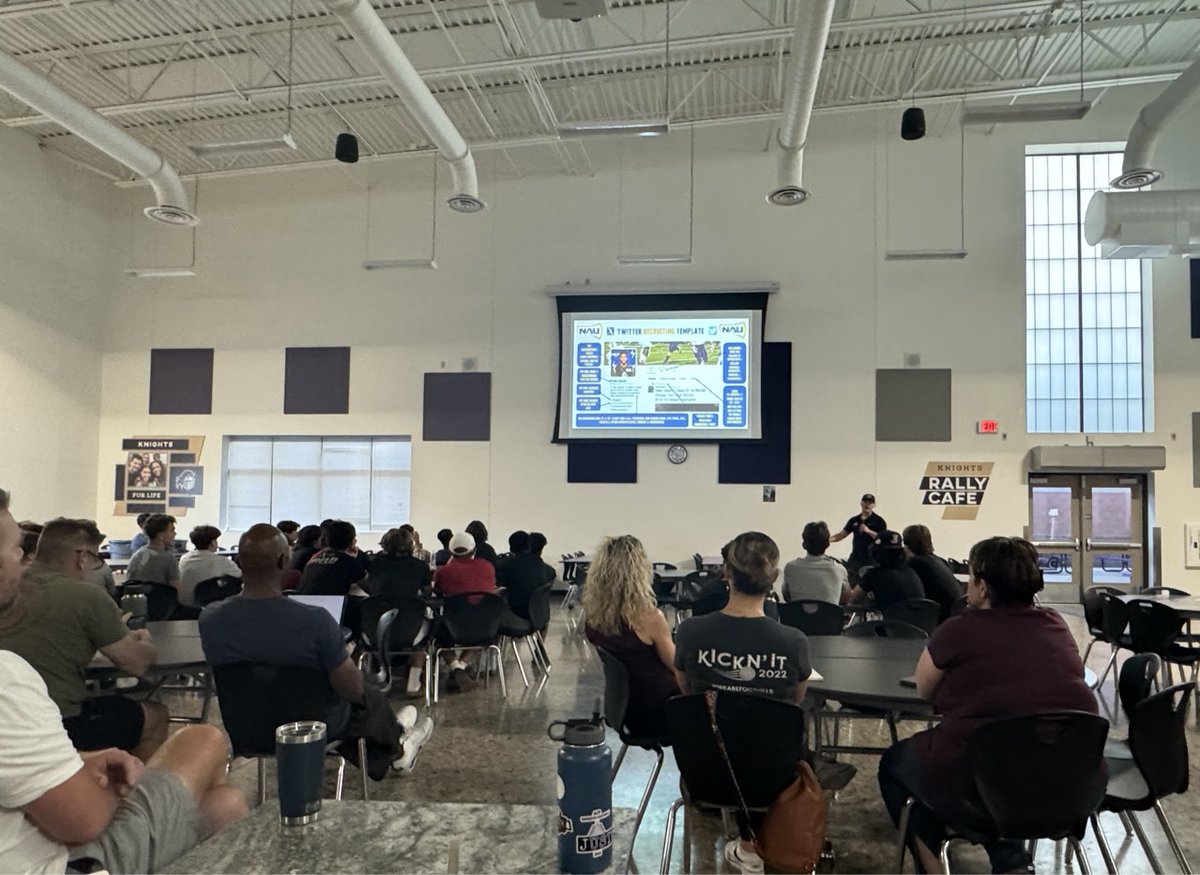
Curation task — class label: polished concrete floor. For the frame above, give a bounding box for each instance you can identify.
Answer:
[175,603,1199,874]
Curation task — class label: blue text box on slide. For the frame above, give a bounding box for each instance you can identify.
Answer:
[723,343,746,384]
[575,414,690,428]
[577,343,601,367]
[576,397,601,411]
[723,387,746,428]
[576,384,600,396]
[691,413,719,427]
[578,368,601,383]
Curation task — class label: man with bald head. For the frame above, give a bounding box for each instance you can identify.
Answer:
[199,524,432,776]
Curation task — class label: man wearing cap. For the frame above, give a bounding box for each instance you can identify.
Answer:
[433,533,497,691]
[848,530,924,611]
[829,493,888,584]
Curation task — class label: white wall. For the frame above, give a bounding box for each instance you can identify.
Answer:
[0,126,112,522]
[90,84,1200,583]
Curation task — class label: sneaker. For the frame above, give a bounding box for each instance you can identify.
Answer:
[724,840,764,874]
[406,666,423,696]
[391,716,434,773]
[394,704,417,733]
[450,667,477,692]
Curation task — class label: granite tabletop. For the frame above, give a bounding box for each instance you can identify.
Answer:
[163,800,636,874]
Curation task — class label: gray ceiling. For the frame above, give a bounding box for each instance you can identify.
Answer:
[1,0,1198,181]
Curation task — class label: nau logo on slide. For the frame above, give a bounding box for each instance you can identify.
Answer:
[576,323,602,337]
[719,323,746,338]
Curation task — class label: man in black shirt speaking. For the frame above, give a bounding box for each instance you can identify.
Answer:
[829,493,887,584]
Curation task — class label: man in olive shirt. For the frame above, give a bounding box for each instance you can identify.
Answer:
[0,518,165,759]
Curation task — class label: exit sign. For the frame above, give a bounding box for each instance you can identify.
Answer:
[977,419,999,434]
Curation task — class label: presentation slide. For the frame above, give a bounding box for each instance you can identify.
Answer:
[558,309,762,441]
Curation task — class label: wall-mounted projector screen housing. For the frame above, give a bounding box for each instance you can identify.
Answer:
[553,289,769,442]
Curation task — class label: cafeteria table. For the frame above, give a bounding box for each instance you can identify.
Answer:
[163,801,636,874]
[88,621,212,723]
[1117,592,1200,617]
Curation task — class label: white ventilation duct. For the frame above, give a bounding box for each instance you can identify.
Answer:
[323,0,484,213]
[1084,190,1200,258]
[1113,55,1200,190]
[0,47,196,226]
[768,0,836,206]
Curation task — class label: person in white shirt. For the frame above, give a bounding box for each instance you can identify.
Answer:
[0,488,247,875]
[781,521,850,605]
[177,526,241,607]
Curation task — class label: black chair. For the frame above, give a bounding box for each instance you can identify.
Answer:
[843,619,929,639]
[596,648,669,873]
[193,576,242,607]
[778,599,845,636]
[1126,599,1200,687]
[881,599,941,636]
[358,595,431,705]
[126,580,183,621]
[211,663,368,803]
[1096,683,1194,874]
[498,583,554,686]
[1105,652,1161,762]
[688,575,730,618]
[1098,592,1135,690]
[432,592,508,703]
[652,562,678,572]
[1138,586,1189,597]
[1080,586,1125,685]
[948,595,969,618]
[660,692,808,874]
[898,711,1108,874]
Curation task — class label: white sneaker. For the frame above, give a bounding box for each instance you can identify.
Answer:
[406,666,423,696]
[394,705,418,733]
[723,840,764,874]
[392,716,434,773]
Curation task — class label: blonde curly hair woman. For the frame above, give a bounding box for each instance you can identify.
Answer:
[583,535,679,739]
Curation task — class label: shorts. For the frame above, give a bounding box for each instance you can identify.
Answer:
[63,696,145,752]
[70,769,206,875]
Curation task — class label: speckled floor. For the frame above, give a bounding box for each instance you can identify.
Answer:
[162,604,1200,874]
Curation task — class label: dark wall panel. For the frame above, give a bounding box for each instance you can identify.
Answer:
[1191,260,1200,339]
[568,443,638,483]
[876,369,952,442]
[285,347,350,415]
[149,348,213,414]
[423,373,492,441]
[718,342,791,484]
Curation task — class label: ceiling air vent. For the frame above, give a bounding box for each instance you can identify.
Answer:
[534,0,607,20]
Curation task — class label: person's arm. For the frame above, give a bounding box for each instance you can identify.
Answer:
[641,609,675,672]
[99,630,158,677]
[914,648,944,701]
[829,529,849,544]
[166,553,180,585]
[328,655,365,704]
[794,679,809,704]
[23,761,124,845]
[672,624,692,693]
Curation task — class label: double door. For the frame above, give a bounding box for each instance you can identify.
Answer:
[1027,473,1145,604]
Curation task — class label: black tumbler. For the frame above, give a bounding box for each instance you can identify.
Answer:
[275,720,326,825]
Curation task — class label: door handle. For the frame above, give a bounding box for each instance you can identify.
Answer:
[1086,539,1142,550]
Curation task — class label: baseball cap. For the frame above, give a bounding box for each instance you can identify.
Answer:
[875,530,902,549]
[449,532,475,555]
[861,493,876,503]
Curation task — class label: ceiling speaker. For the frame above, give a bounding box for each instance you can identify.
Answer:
[335,132,359,164]
[901,106,926,141]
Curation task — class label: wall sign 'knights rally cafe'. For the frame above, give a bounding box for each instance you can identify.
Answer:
[918,462,994,521]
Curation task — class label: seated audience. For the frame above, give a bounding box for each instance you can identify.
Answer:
[529,532,558,584]
[674,531,811,875]
[126,514,180,588]
[276,520,300,547]
[878,536,1099,875]
[289,524,321,571]
[902,524,964,622]
[177,526,242,607]
[200,524,433,776]
[398,524,432,565]
[299,520,366,596]
[130,512,151,554]
[433,533,497,691]
[465,520,498,566]
[433,528,453,568]
[18,520,41,565]
[0,517,166,760]
[850,530,923,610]
[368,528,432,599]
[781,520,849,605]
[582,535,679,739]
[495,530,552,622]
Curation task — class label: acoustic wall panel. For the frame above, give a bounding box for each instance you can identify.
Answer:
[1191,260,1200,339]
[718,342,791,484]
[284,347,350,415]
[876,369,952,442]
[423,373,492,441]
[149,348,213,414]
[568,443,638,484]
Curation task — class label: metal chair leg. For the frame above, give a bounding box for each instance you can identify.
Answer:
[625,748,663,875]
[1069,837,1092,875]
[1127,811,1165,874]
[896,798,914,873]
[510,638,530,688]
[358,738,369,801]
[1091,813,1118,875]
[1152,800,1192,874]
[611,743,628,780]
[257,757,267,804]
[526,636,545,674]
[1119,810,1134,836]
[940,837,963,874]
[660,797,683,875]
[681,803,691,874]
[433,648,443,704]
[334,755,346,800]
[537,631,552,671]
[493,645,508,698]
[1082,638,1097,664]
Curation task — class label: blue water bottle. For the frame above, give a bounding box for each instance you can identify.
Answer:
[549,704,613,874]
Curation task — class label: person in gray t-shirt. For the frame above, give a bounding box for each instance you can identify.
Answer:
[126,514,180,586]
[781,521,849,605]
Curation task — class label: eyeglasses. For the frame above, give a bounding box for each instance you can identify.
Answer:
[76,549,105,571]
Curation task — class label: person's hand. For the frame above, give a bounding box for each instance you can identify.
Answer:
[82,748,144,797]
[858,524,872,535]
[129,628,151,642]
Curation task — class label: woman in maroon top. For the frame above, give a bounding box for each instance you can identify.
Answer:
[583,535,680,739]
[878,536,1099,874]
